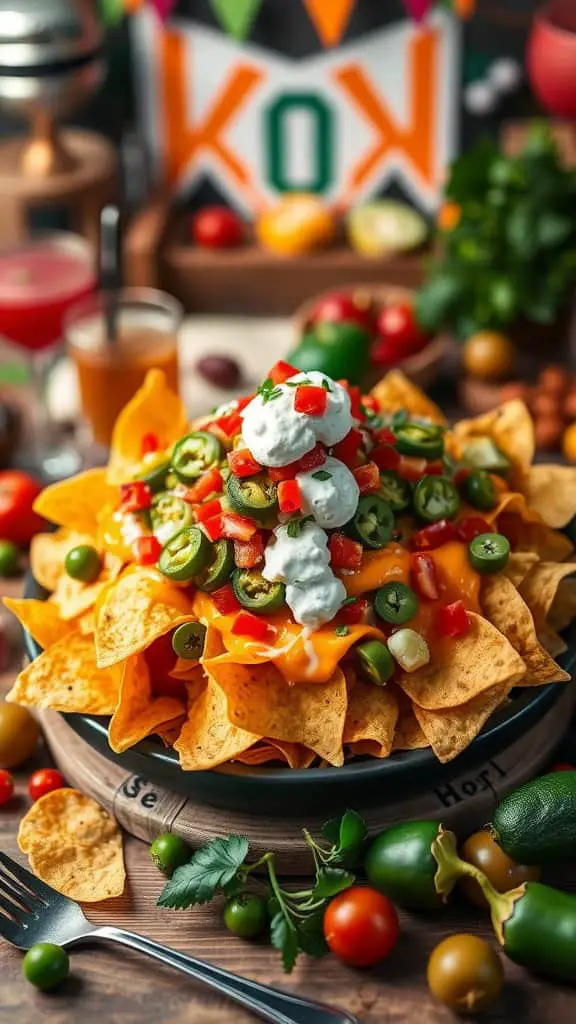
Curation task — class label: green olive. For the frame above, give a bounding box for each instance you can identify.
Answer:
[0,702,40,768]
[460,829,541,909]
[150,833,191,876]
[22,943,69,991]
[427,934,504,1012]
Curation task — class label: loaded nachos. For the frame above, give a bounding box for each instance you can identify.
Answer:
[5,365,576,768]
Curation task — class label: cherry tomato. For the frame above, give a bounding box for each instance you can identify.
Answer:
[370,336,407,369]
[376,302,428,355]
[0,769,14,806]
[192,206,244,249]
[0,471,44,546]
[28,768,66,802]
[309,291,374,332]
[323,886,399,967]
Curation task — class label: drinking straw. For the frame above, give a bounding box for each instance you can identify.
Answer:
[100,204,121,346]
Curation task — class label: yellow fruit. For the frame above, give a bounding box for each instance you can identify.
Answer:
[463,331,515,381]
[0,702,39,768]
[256,194,336,257]
[562,421,576,463]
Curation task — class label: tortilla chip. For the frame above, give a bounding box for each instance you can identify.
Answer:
[108,654,185,754]
[481,575,570,686]
[538,623,568,658]
[107,369,188,484]
[399,612,526,710]
[234,739,311,768]
[34,469,118,534]
[155,716,187,746]
[391,690,429,751]
[206,660,348,767]
[371,370,447,425]
[3,596,75,650]
[549,577,576,634]
[521,464,576,529]
[175,676,259,771]
[453,400,535,473]
[518,562,576,628]
[30,528,95,592]
[413,683,512,764]
[50,551,123,621]
[502,552,540,589]
[18,788,124,902]
[6,632,120,714]
[343,681,398,758]
[499,510,574,563]
[95,568,193,667]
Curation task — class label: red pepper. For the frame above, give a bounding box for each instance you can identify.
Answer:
[411,519,457,551]
[215,411,242,437]
[195,498,222,524]
[332,427,363,465]
[455,516,492,543]
[132,535,161,565]
[203,513,224,541]
[411,553,440,601]
[227,448,262,478]
[141,432,159,455]
[268,464,296,483]
[295,443,326,473]
[425,460,445,476]
[372,444,401,472]
[398,455,428,482]
[353,462,381,494]
[211,584,241,615]
[362,395,379,414]
[234,533,264,569]
[374,427,396,445]
[294,385,327,416]
[231,611,274,642]
[221,512,257,541]
[278,479,302,514]
[437,600,470,639]
[339,597,369,625]
[329,533,363,570]
[269,360,297,385]
[347,385,364,420]
[236,394,254,412]
[454,467,471,487]
[120,481,152,513]
[185,467,224,503]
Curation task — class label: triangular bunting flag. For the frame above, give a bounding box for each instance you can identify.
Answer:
[151,0,176,20]
[210,0,262,40]
[403,0,434,22]
[302,0,355,47]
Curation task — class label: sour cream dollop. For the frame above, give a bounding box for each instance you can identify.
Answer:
[262,521,346,628]
[296,456,359,529]
[241,371,352,467]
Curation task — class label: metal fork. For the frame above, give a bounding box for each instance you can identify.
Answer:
[0,852,357,1024]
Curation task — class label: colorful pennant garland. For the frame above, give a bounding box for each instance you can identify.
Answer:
[403,0,476,21]
[209,0,262,40]
[301,0,355,47]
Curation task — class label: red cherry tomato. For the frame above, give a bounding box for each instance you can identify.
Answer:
[192,206,244,249]
[309,291,374,332]
[323,886,399,968]
[0,471,44,546]
[28,768,66,802]
[370,336,407,369]
[0,769,14,806]
[376,302,428,355]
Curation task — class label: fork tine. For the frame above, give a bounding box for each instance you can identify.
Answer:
[0,869,44,911]
[0,892,25,920]
[0,912,18,942]
[0,852,56,904]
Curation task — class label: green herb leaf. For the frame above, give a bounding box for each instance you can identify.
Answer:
[335,625,349,637]
[297,913,330,959]
[321,818,341,846]
[312,470,332,481]
[157,835,249,909]
[287,515,314,539]
[257,378,282,404]
[338,809,367,860]
[311,867,355,902]
[391,409,409,429]
[322,378,332,392]
[270,911,299,973]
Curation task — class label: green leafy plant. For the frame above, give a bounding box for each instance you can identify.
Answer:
[157,809,367,972]
[416,123,576,340]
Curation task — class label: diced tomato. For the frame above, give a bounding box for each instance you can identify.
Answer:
[236,394,255,412]
[185,467,223,503]
[411,519,457,551]
[339,598,370,625]
[425,460,445,476]
[455,516,492,543]
[454,467,471,487]
[353,462,380,494]
[398,455,428,482]
[120,481,152,513]
[133,535,162,565]
[228,449,262,478]
[221,512,257,541]
[437,600,470,639]
[203,513,224,541]
[268,464,296,483]
[294,385,327,416]
[212,584,241,615]
[269,360,297,385]
[234,533,264,569]
[332,427,363,465]
[372,444,400,472]
[195,498,222,524]
[362,395,379,415]
[141,432,159,455]
[347,385,364,420]
[278,479,302,514]
[329,533,363,570]
[411,553,440,601]
[231,611,275,642]
[295,443,326,473]
[374,427,396,445]
[215,411,243,437]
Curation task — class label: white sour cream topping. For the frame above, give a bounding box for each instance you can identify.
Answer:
[297,456,359,529]
[263,521,347,628]
[241,371,352,467]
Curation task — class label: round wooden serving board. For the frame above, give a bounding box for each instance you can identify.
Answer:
[40,683,575,876]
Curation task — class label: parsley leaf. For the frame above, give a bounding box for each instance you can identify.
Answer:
[335,624,349,637]
[310,867,355,902]
[270,911,299,973]
[157,835,249,909]
[322,378,332,392]
[287,515,314,538]
[311,470,332,481]
[257,377,282,404]
[297,913,330,959]
[321,809,367,868]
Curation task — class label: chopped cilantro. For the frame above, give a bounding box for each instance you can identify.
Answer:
[311,470,332,481]
[335,625,349,637]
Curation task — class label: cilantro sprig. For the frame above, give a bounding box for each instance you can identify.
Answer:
[157,810,367,972]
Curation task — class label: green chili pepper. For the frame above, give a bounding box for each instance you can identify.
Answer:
[171,431,223,484]
[226,474,278,521]
[171,621,207,660]
[136,456,171,493]
[232,569,285,614]
[150,492,193,543]
[195,538,234,592]
[464,469,498,510]
[468,532,510,573]
[462,438,511,476]
[378,470,412,512]
[347,495,394,549]
[356,640,394,685]
[365,821,449,910]
[158,526,212,582]
[287,322,370,385]
[374,582,419,625]
[413,476,460,523]
[393,422,444,460]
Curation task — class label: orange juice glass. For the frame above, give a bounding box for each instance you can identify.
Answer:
[65,288,183,447]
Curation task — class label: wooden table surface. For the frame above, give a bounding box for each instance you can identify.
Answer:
[1,579,576,1024]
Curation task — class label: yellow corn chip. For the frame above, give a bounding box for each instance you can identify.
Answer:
[498,510,574,563]
[3,596,75,650]
[413,683,512,764]
[391,688,429,751]
[107,369,188,484]
[371,369,447,425]
[34,469,118,534]
[549,577,576,634]
[518,562,576,628]
[108,654,185,754]
[234,739,311,768]
[51,551,123,621]
[521,464,576,529]
[6,632,120,714]
[453,400,535,473]
[30,528,95,591]
[399,613,526,709]
[344,681,398,758]
[502,552,540,588]
[538,623,568,658]
[175,676,260,771]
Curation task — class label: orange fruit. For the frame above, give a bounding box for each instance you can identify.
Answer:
[562,421,576,463]
[256,194,336,257]
[463,331,515,381]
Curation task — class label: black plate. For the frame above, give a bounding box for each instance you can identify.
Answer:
[23,575,573,815]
